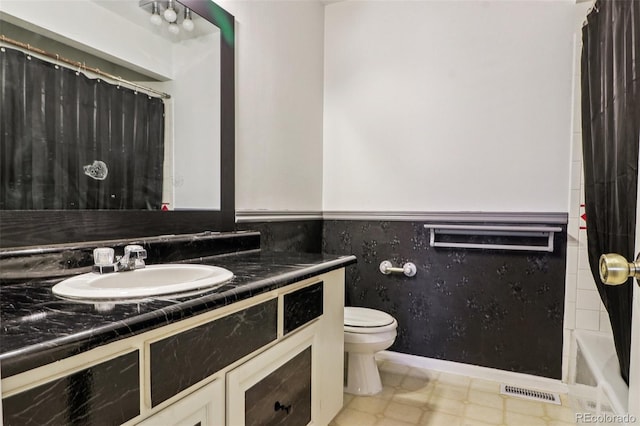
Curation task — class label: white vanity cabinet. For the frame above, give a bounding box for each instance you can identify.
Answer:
[1,269,345,426]
[139,270,344,426]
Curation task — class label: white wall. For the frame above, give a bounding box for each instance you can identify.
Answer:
[323,0,575,213]
[221,0,325,212]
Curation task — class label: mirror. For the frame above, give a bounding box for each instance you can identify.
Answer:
[1,0,220,210]
[0,0,235,247]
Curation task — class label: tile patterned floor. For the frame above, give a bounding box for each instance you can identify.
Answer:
[329,361,577,426]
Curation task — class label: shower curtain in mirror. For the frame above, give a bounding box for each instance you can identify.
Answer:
[581,0,639,385]
[0,47,165,210]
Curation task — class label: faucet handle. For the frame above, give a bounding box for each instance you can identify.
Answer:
[93,248,116,273]
[93,248,115,265]
[124,245,147,259]
[124,245,147,270]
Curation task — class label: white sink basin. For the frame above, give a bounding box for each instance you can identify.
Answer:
[52,264,234,300]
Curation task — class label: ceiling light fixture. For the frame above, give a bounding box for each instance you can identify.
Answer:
[149,1,162,26]
[163,0,177,23]
[168,22,180,35]
[141,1,196,35]
[182,8,194,32]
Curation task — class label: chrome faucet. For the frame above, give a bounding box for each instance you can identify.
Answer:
[93,245,147,274]
[117,245,147,271]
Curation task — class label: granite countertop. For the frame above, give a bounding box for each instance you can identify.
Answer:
[0,251,356,378]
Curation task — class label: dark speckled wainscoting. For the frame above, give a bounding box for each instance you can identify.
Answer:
[236,220,323,253]
[321,220,567,379]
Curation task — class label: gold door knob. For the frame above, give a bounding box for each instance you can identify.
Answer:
[599,253,640,285]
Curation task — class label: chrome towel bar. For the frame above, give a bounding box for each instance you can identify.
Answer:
[423,224,563,253]
[379,260,417,277]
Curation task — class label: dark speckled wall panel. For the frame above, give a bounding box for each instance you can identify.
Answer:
[3,350,139,426]
[283,282,323,335]
[322,220,566,379]
[236,220,322,253]
[150,299,278,407]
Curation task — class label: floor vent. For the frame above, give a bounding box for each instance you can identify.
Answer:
[500,384,561,405]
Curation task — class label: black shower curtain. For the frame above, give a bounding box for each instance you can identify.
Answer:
[0,47,165,210]
[581,0,639,385]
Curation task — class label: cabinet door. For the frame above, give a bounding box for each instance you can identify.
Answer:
[227,326,318,426]
[137,379,224,426]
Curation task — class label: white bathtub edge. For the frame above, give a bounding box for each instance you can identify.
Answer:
[573,329,629,415]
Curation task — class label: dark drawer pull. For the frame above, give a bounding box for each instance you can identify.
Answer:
[274,401,291,414]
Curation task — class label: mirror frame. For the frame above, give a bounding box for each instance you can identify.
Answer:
[0,0,235,249]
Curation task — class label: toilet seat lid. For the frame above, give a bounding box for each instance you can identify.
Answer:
[344,307,395,327]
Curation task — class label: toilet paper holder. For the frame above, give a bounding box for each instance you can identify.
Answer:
[379,260,417,277]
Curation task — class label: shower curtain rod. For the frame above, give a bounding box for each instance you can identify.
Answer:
[0,34,171,99]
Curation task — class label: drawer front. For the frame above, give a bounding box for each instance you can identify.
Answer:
[245,346,312,426]
[283,282,323,335]
[150,298,278,407]
[2,350,140,426]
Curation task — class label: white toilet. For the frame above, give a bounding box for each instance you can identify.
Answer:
[343,306,398,395]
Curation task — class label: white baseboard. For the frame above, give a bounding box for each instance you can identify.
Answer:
[376,351,569,394]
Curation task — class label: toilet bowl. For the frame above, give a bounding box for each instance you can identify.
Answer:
[344,306,398,395]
